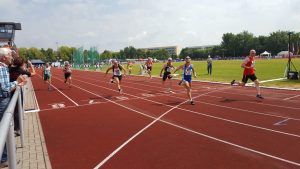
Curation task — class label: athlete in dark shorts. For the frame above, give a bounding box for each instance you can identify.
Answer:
[43,63,52,90]
[63,61,72,88]
[160,58,175,93]
[231,49,263,99]
[105,60,127,94]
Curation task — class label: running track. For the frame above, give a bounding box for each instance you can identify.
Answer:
[31,68,300,169]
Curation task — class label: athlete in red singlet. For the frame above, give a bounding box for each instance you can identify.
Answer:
[231,49,263,99]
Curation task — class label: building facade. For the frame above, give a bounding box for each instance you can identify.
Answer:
[142,46,180,56]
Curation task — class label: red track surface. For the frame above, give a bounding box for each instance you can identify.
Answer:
[31,68,300,169]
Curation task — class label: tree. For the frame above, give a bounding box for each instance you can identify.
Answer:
[266,31,289,54]
[100,50,113,60]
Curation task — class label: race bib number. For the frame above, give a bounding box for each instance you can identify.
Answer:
[167,67,171,72]
[251,61,255,68]
[185,68,192,75]
[114,69,121,75]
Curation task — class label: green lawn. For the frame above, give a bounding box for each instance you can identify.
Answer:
[85,58,300,88]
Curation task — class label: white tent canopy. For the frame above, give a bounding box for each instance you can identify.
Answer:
[260,51,271,58]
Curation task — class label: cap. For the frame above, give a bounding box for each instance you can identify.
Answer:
[185,56,191,59]
[168,57,172,61]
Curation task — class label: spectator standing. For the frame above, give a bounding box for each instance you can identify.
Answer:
[0,48,26,168]
[207,55,212,75]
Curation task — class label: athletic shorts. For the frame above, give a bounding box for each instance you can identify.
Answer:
[242,74,257,83]
[44,74,51,81]
[183,75,192,83]
[163,73,172,81]
[64,72,72,79]
[147,66,152,71]
[113,75,122,81]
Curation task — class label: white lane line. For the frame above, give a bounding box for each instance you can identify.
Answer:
[75,75,300,123]
[79,73,300,105]
[37,74,79,106]
[159,119,300,167]
[274,119,290,126]
[93,97,191,169]
[283,95,300,101]
[93,88,230,169]
[74,77,300,137]
[204,94,300,110]
[54,72,300,167]
[247,78,286,85]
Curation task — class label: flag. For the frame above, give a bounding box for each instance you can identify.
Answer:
[297,42,300,55]
[292,43,295,54]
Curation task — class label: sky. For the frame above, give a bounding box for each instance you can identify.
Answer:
[1,0,300,52]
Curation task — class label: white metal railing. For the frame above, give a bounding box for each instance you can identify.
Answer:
[0,86,25,169]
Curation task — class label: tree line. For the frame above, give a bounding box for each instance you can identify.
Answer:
[182,31,300,59]
[17,30,300,62]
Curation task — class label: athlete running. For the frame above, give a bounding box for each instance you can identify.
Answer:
[231,49,263,99]
[145,57,153,78]
[174,56,197,105]
[63,61,72,88]
[160,57,175,93]
[127,61,133,75]
[105,60,127,94]
[43,63,52,91]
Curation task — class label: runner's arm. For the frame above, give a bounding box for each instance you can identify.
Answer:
[173,65,183,73]
[160,65,165,76]
[120,65,127,75]
[241,58,250,69]
[105,67,113,75]
[28,61,36,76]
[192,67,197,78]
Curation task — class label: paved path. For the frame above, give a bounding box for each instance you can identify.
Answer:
[3,111,51,169]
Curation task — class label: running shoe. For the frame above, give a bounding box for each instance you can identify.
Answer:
[256,94,264,99]
[119,89,123,94]
[230,80,235,86]
[178,80,183,85]
[190,101,195,105]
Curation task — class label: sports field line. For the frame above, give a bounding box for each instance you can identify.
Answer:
[37,74,79,106]
[283,94,300,101]
[159,118,300,167]
[123,73,300,91]
[93,92,206,169]
[107,72,300,122]
[206,94,300,111]
[77,70,300,100]
[78,74,300,110]
[218,90,300,104]
[204,95,300,113]
[89,72,300,100]
[247,78,286,85]
[126,76,300,103]
[51,74,300,168]
[48,72,300,166]
[72,76,300,138]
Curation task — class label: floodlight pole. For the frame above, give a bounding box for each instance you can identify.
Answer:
[287,32,292,74]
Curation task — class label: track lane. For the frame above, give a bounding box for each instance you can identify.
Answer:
[100,122,298,169]
[36,68,300,169]
[73,70,300,135]
[31,74,77,109]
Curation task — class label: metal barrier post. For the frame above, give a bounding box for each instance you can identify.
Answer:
[6,120,17,169]
[18,92,25,147]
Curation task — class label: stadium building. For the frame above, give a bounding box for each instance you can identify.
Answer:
[142,46,181,56]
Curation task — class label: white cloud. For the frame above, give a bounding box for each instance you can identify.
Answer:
[1,0,299,51]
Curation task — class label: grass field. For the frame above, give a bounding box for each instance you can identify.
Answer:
[87,58,300,88]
